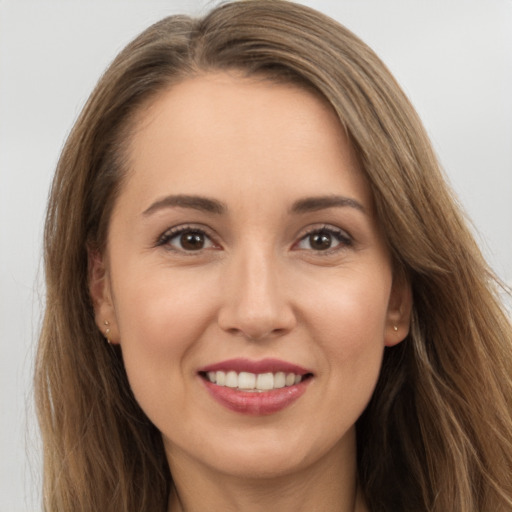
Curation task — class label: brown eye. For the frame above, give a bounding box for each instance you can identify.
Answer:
[180,232,206,250]
[160,228,216,252]
[296,227,352,252]
[309,232,333,251]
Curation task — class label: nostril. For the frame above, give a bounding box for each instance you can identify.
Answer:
[217,281,297,340]
[244,328,286,342]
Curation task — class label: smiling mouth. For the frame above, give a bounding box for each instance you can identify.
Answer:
[198,358,314,414]
[200,370,313,392]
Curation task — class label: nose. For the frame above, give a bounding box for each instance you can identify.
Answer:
[217,248,297,341]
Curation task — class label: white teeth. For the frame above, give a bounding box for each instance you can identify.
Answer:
[238,371,256,390]
[216,371,225,386]
[274,372,286,389]
[205,370,305,390]
[256,372,274,390]
[225,371,238,388]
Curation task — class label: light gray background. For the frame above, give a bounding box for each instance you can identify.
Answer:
[1,1,511,510]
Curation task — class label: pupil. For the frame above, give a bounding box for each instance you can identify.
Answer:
[310,232,332,250]
[181,232,204,250]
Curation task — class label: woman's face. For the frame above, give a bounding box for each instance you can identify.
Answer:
[91,73,410,480]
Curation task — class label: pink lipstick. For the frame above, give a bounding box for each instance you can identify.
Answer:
[198,358,313,415]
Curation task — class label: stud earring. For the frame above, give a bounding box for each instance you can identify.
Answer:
[393,325,398,332]
[103,320,112,344]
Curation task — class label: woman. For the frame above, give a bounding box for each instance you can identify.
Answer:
[35,1,512,511]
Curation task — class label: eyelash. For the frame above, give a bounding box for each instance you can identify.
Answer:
[156,225,219,253]
[295,225,353,254]
[155,224,353,254]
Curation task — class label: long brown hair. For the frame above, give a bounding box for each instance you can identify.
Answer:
[35,1,512,510]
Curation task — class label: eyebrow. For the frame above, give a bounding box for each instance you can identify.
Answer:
[290,195,366,214]
[142,194,226,216]
[142,193,365,217]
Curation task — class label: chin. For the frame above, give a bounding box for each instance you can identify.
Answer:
[165,421,354,482]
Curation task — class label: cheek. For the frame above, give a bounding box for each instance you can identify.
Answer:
[113,264,217,346]
[110,266,217,415]
[303,269,391,405]
[305,267,392,346]
[313,292,388,384]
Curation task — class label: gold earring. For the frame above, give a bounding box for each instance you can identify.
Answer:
[103,320,112,344]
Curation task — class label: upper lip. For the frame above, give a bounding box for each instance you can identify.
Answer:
[198,358,311,375]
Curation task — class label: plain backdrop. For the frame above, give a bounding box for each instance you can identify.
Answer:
[1,1,511,510]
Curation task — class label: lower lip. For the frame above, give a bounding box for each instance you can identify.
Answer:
[201,377,311,415]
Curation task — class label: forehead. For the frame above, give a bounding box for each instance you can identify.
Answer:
[119,72,371,212]
[131,72,343,149]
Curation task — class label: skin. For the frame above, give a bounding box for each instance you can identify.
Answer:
[90,73,411,511]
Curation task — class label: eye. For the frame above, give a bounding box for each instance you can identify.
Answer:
[295,226,352,252]
[158,227,217,252]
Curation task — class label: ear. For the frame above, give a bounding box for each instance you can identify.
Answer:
[88,247,120,344]
[384,270,412,347]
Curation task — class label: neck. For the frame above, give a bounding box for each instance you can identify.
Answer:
[166,429,367,512]
[168,480,367,512]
